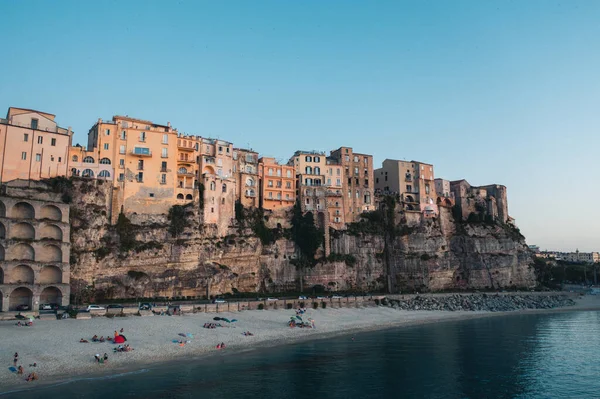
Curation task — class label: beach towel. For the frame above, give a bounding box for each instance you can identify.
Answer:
[8,366,17,373]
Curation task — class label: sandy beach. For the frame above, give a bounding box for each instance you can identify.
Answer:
[1,295,599,393]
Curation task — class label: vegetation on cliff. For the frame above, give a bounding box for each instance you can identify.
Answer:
[290,200,323,268]
[168,204,191,238]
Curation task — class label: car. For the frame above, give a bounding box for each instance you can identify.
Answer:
[213,299,227,304]
[267,297,278,301]
[107,304,124,309]
[39,303,59,310]
[16,304,30,311]
[330,295,343,299]
[298,296,308,300]
[139,303,153,310]
[86,305,105,311]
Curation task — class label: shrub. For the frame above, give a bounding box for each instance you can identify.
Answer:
[257,303,264,310]
[168,205,190,238]
[286,303,293,309]
[312,302,319,309]
[321,302,327,309]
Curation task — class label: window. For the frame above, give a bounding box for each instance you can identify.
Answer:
[136,172,143,182]
[327,178,331,185]
[100,158,111,164]
[31,119,38,129]
[277,193,281,199]
[305,198,309,204]
[286,194,290,199]
[336,169,340,176]
[58,157,61,162]
[161,174,167,184]
[226,147,230,153]
[314,156,320,162]
[277,169,281,177]
[162,134,168,144]
[103,143,109,150]
[222,184,227,193]
[348,178,352,185]
[286,182,291,189]
[286,170,292,178]
[119,159,125,168]
[268,168,273,176]
[425,185,430,194]
[119,145,126,154]
[83,156,95,163]
[268,192,273,199]
[23,133,29,142]
[345,155,349,162]
[162,148,168,158]
[133,147,150,155]
[37,136,43,144]
[348,190,351,198]
[354,167,359,175]
[210,182,216,191]
[354,156,359,162]
[139,132,146,142]
[72,155,78,162]
[218,146,223,152]
[364,158,368,165]
[305,166,313,174]
[364,193,371,204]
[120,131,126,140]
[356,190,360,198]
[118,173,124,181]
[161,161,167,171]
[221,198,225,204]
[305,156,312,162]
[336,178,341,185]
[314,167,320,175]
[35,154,41,162]
[50,138,56,146]
[99,170,111,178]
[407,185,412,192]
[268,180,274,187]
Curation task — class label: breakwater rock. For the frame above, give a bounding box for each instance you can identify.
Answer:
[383,294,575,312]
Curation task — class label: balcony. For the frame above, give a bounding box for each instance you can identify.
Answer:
[245,192,256,197]
[203,157,216,164]
[130,148,152,157]
[326,190,342,197]
[178,144,196,152]
[177,171,195,177]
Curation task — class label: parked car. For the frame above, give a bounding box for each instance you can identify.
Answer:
[39,303,59,310]
[86,305,105,311]
[213,298,227,304]
[298,296,308,300]
[16,304,30,311]
[107,304,124,309]
[139,303,153,310]
[267,297,278,301]
[330,295,343,299]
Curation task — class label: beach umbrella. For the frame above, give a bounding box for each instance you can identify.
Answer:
[221,318,231,323]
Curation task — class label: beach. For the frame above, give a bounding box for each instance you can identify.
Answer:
[1,294,599,392]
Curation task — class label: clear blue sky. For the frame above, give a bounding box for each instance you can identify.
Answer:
[1,0,599,251]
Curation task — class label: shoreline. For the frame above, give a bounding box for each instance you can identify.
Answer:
[2,294,599,395]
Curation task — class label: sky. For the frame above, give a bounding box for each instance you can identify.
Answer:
[1,0,599,251]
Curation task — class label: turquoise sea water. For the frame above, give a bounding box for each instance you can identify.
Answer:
[2,311,599,399]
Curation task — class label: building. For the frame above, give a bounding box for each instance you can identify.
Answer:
[434,178,454,207]
[0,180,71,312]
[257,157,295,210]
[0,107,73,183]
[450,180,509,223]
[559,250,600,264]
[374,159,435,212]
[329,147,374,222]
[288,150,345,229]
[233,148,259,208]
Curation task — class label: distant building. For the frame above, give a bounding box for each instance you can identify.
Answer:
[450,180,509,223]
[0,107,73,183]
[0,180,71,312]
[558,250,600,264]
[257,157,295,210]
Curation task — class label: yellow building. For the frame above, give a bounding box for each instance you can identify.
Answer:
[258,157,295,210]
[0,107,73,183]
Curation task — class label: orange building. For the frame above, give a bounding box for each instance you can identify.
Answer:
[258,157,295,210]
[0,107,73,183]
[233,148,259,208]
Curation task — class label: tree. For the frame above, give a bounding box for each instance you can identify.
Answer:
[168,205,189,238]
[290,201,324,291]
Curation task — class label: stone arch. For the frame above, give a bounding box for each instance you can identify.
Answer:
[11,243,34,261]
[39,244,62,263]
[11,222,35,240]
[9,287,33,311]
[185,194,193,200]
[203,165,215,175]
[444,198,452,206]
[177,194,184,200]
[11,265,34,284]
[40,224,63,241]
[406,204,415,211]
[0,221,5,239]
[39,266,62,284]
[405,195,415,204]
[0,200,5,217]
[436,197,443,205]
[40,286,63,305]
[12,202,35,219]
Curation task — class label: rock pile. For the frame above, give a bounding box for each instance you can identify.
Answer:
[383,294,575,312]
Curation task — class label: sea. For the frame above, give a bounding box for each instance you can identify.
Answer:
[2,310,599,399]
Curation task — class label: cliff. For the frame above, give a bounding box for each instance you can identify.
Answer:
[63,180,535,300]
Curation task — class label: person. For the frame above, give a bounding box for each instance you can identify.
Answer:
[94,354,100,363]
[221,342,225,349]
[80,338,89,343]
[17,365,24,375]
[113,331,118,338]
[29,363,37,367]
[13,352,18,366]
[92,335,98,342]
[99,336,105,343]
[103,353,108,363]
[120,328,124,333]
[25,372,38,382]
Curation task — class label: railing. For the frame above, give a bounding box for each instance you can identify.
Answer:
[130,149,152,156]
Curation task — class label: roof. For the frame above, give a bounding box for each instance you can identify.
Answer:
[7,107,56,119]
[112,115,171,129]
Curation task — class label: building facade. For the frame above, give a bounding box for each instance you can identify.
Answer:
[0,180,71,312]
[374,159,435,212]
[329,147,374,222]
[258,157,295,210]
[450,180,509,223]
[0,108,73,183]
[233,148,259,208]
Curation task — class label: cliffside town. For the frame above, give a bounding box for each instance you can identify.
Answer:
[0,107,536,308]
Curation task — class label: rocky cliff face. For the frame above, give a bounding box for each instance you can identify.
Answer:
[66,181,535,300]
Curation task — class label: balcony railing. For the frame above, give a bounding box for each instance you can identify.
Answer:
[177,171,195,177]
[130,149,152,157]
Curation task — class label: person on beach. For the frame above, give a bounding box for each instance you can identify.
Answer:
[13,352,18,366]
[114,331,118,338]
[29,363,37,367]
[17,365,24,375]
[103,353,109,363]
[80,338,89,343]
[92,335,98,342]
[94,354,101,363]
[99,336,105,342]
[25,372,38,382]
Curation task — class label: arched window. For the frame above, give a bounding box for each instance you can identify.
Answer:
[305,156,312,162]
[314,156,320,163]
[186,194,193,200]
[82,169,94,178]
[246,178,254,187]
[178,167,188,174]
[83,156,95,163]
[72,155,78,162]
[210,182,216,191]
[99,170,111,178]
[177,194,184,199]
[305,166,312,174]
[99,158,111,164]
[314,167,320,175]
[71,168,78,176]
